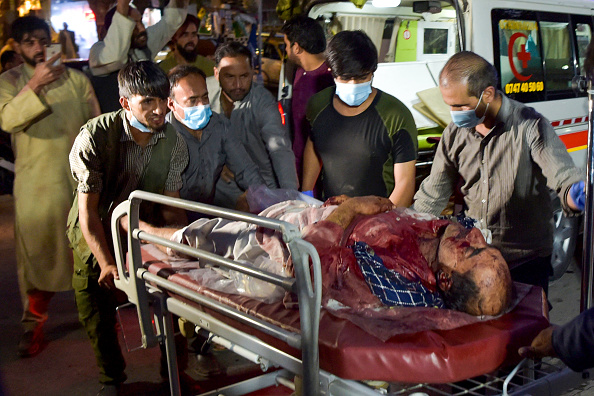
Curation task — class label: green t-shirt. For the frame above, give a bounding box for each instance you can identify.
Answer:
[158,52,215,76]
[307,87,418,199]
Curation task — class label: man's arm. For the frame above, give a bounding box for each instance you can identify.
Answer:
[88,0,135,75]
[520,307,594,372]
[160,132,189,225]
[301,138,321,192]
[145,0,188,61]
[0,54,64,132]
[256,88,299,190]
[223,124,266,189]
[78,192,119,288]
[529,117,583,214]
[162,190,187,225]
[325,196,394,229]
[389,160,416,207]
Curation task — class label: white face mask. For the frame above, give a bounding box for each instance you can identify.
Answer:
[177,102,212,130]
[449,91,489,128]
[129,114,152,133]
[334,79,373,106]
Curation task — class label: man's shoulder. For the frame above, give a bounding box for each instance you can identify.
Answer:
[64,67,92,86]
[249,83,275,102]
[158,53,176,73]
[374,89,412,116]
[207,111,229,130]
[192,56,216,76]
[307,86,334,119]
[0,65,24,87]
[83,109,125,134]
[206,76,220,96]
[505,95,547,124]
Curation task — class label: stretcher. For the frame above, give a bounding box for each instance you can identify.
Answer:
[112,191,591,396]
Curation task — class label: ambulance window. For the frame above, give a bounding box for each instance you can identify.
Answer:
[423,27,448,54]
[540,20,573,93]
[493,9,591,102]
[575,23,592,76]
[492,12,545,102]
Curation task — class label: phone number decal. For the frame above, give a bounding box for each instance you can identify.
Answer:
[505,81,543,94]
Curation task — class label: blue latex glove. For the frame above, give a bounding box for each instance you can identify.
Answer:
[569,181,585,211]
[302,190,314,197]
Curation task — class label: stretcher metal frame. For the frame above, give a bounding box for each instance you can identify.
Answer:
[112,190,592,396]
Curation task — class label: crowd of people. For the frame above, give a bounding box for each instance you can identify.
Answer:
[0,2,593,395]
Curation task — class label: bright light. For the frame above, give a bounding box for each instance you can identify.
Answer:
[84,10,95,21]
[372,0,401,8]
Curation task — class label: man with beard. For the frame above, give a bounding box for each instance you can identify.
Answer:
[159,14,215,76]
[88,0,187,112]
[206,41,298,209]
[134,195,512,317]
[281,16,334,184]
[68,61,188,394]
[0,16,100,357]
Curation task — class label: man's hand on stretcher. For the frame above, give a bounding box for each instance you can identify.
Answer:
[518,325,558,360]
[325,195,394,230]
[98,264,119,289]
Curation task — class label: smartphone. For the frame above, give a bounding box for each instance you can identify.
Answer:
[45,43,61,66]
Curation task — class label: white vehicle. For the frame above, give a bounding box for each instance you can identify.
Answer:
[282,0,593,278]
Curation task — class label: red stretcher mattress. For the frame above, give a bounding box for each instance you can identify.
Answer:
[140,250,550,384]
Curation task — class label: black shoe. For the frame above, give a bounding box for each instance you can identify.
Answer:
[17,326,44,357]
[97,383,121,396]
[193,352,223,378]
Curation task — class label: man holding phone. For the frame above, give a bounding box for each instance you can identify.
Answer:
[45,43,62,66]
[0,15,100,358]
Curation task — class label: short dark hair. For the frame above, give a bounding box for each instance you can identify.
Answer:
[118,61,170,99]
[440,271,480,314]
[168,65,207,98]
[326,30,378,80]
[214,41,252,67]
[440,51,499,98]
[1,50,19,69]
[174,14,201,41]
[10,16,50,43]
[281,16,326,55]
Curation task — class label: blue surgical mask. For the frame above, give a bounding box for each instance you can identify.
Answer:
[450,91,489,128]
[129,114,152,133]
[178,103,212,130]
[335,79,373,107]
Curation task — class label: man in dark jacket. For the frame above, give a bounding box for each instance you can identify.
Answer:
[519,308,594,371]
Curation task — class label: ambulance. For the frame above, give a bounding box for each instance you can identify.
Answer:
[284,0,594,276]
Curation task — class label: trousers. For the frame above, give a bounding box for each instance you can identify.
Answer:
[72,250,126,384]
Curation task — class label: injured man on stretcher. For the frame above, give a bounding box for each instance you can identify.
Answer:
[131,194,513,327]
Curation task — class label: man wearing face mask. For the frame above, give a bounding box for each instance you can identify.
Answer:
[413,51,585,294]
[167,65,265,218]
[88,0,188,112]
[302,30,418,207]
[68,61,188,394]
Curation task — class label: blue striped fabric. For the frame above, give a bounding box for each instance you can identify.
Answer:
[352,241,445,308]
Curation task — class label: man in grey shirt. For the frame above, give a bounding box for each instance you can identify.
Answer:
[206,41,298,209]
[167,65,265,217]
[413,51,585,295]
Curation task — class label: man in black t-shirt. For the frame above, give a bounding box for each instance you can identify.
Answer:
[302,30,417,206]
